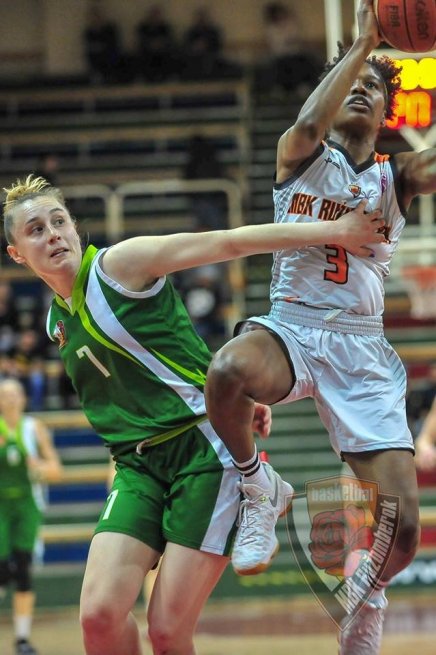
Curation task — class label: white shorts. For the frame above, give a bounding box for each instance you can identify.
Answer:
[243,301,414,458]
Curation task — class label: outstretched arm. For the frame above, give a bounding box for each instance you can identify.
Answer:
[101,199,385,291]
[276,0,380,180]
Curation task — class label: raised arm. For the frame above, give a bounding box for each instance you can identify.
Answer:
[276,0,380,180]
[101,200,385,291]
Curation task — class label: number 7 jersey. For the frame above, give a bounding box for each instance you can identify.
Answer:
[46,245,211,450]
[270,139,407,316]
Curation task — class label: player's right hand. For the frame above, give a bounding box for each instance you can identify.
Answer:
[356,0,381,49]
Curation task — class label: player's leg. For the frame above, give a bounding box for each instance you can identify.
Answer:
[11,497,42,655]
[205,322,297,574]
[311,329,418,655]
[206,323,294,462]
[147,543,228,655]
[339,449,419,655]
[344,449,420,580]
[0,506,12,597]
[80,459,164,655]
[80,532,160,655]
[10,551,37,655]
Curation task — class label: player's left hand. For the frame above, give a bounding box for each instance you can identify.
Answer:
[252,402,272,438]
[415,438,436,471]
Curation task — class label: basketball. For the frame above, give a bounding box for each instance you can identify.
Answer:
[374,0,436,52]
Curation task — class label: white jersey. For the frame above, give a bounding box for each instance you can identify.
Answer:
[270,140,407,316]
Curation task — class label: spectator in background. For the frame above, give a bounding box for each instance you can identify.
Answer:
[135,5,178,83]
[257,2,321,96]
[0,281,20,357]
[83,3,122,84]
[0,378,62,655]
[181,7,240,80]
[34,154,60,188]
[6,329,47,413]
[177,265,227,351]
[181,134,230,347]
[183,134,227,232]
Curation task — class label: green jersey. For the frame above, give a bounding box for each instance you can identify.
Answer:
[47,245,213,450]
[0,416,38,500]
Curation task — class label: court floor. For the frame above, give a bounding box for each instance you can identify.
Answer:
[1,592,435,655]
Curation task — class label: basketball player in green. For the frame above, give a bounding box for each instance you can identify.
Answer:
[2,175,384,655]
[0,378,62,655]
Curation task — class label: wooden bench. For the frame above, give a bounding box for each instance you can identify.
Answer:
[40,523,95,545]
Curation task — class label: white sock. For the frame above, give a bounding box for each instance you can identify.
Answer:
[233,446,272,492]
[14,615,31,640]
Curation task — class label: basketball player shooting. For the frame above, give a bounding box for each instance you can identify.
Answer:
[205,1,436,653]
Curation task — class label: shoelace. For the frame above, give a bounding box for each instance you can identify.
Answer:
[236,494,271,546]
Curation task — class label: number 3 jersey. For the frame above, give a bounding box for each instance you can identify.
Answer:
[46,245,211,450]
[271,139,407,316]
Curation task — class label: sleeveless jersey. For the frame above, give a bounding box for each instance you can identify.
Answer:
[270,140,407,315]
[46,245,212,449]
[0,415,43,505]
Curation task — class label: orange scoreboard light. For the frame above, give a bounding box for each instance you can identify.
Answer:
[386,56,436,130]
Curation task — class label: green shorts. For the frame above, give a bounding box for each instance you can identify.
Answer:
[0,494,42,558]
[94,421,240,555]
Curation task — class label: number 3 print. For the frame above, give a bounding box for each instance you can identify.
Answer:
[324,245,349,284]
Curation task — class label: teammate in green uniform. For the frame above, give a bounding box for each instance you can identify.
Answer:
[0,378,62,655]
[2,175,385,655]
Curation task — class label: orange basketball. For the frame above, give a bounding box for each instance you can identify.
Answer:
[374,0,436,52]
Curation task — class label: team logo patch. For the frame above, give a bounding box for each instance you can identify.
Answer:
[285,474,400,629]
[348,184,361,198]
[53,320,67,349]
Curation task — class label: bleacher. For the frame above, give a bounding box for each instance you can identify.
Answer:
[1,76,436,608]
[0,80,249,191]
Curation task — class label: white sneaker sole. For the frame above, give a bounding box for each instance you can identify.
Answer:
[234,538,280,576]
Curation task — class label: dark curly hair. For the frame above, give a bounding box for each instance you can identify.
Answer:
[320,43,402,121]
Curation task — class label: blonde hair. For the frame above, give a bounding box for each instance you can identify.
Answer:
[2,174,67,244]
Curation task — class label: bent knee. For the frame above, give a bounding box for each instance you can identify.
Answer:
[80,602,124,636]
[208,348,250,392]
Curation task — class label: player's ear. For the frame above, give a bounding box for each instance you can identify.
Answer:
[380,114,386,127]
[7,244,26,265]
